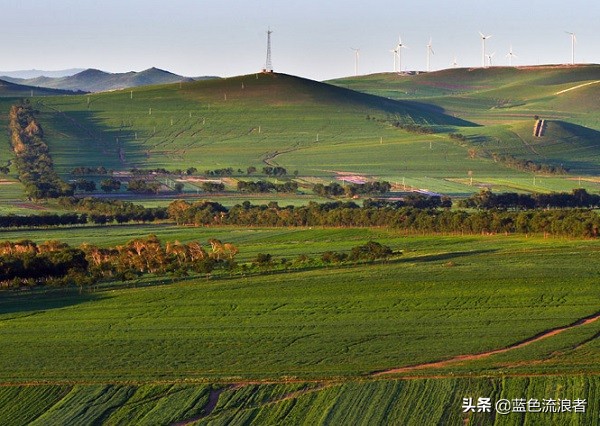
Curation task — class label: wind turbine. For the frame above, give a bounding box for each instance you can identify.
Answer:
[396,36,408,73]
[566,31,576,65]
[350,47,360,76]
[389,47,399,72]
[426,37,434,72]
[486,52,496,67]
[451,55,458,68]
[479,32,492,67]
[506,45,517,66]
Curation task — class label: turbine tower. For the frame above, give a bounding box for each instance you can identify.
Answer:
[426,37,434,72]
[486,52,496,67]
[566,31,576,65]
[351,47,360,76]
[451,56,458,68]
[263,28,273,73]
[396,36,408,73]
[390,47,399,72]
[506,45,517,66]
[479,32,492,67]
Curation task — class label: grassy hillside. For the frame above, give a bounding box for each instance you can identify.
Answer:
[1,68,599,207]
[30,73,506,179]
[329,65,600,128]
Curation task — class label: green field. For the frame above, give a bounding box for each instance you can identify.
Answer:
[1,377,597,425]
[0,229,599,424]
[1,67,599,424]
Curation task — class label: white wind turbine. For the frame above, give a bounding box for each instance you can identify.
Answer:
[426,37,435,72]
[566,31,576,65]
[479,32,492,67]
[506,45,517,66]
[389,46,399,72]
[396,36,408,73]
[486,52,496,67]
[451,55,458,68]
[351,47,360,76]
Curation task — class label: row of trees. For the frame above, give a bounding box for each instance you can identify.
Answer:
[58,197,168,223]
[0,236,238,288]
[9,103,74,199]
[127,179,161,194]
[459,189,600,210]
[313,181,392,198]
[71,166,111,175]
[491,153,568,175]
[165,199,600,238]
[237,180,298,193]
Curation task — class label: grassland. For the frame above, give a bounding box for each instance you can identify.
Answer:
[0,67,599,213]
[1,67,599,424]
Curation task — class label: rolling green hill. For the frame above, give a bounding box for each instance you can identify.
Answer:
[1,68,599,205]
[28,72,482,176]
[329,65,600,129]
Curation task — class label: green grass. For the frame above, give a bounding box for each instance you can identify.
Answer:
[1,377,597,425]
[0,231,598,383]
[1,68,598,206]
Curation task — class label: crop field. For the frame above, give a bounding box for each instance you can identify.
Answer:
[1,376,597,425]
[1,231,599,381]
[0,230,599,424]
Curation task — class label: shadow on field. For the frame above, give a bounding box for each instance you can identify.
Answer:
[403,249,497,263]
[0,289,107,316]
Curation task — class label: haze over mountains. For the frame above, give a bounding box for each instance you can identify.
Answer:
[0,67,218,93]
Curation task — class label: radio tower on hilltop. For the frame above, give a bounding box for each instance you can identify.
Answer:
[262,28,274,73]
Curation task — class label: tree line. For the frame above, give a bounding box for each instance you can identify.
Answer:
[0,236,238,289]
[313,181,392,198]
[3,194,600,238]
[166,199,600,238]
[237,180,298,193]
[9,103,74,199]
[491,153,567,175]
[459,189,600,210]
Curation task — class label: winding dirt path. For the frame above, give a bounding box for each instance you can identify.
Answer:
[372,310,600,377]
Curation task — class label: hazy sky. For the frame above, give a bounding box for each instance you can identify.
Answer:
[3,0,598,80]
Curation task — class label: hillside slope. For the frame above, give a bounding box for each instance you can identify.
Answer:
[329,65,600,129]
[32,72,478,176]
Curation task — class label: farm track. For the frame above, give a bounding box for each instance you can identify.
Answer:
[372,310,600,377]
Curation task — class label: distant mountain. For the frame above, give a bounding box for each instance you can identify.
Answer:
[2,68,208,92]
[0,69,85,79]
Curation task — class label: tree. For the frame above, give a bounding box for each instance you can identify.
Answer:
[174,182,184,193]
[100,178,121,193]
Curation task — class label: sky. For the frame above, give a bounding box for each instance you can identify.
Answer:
[2,0,598,80]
